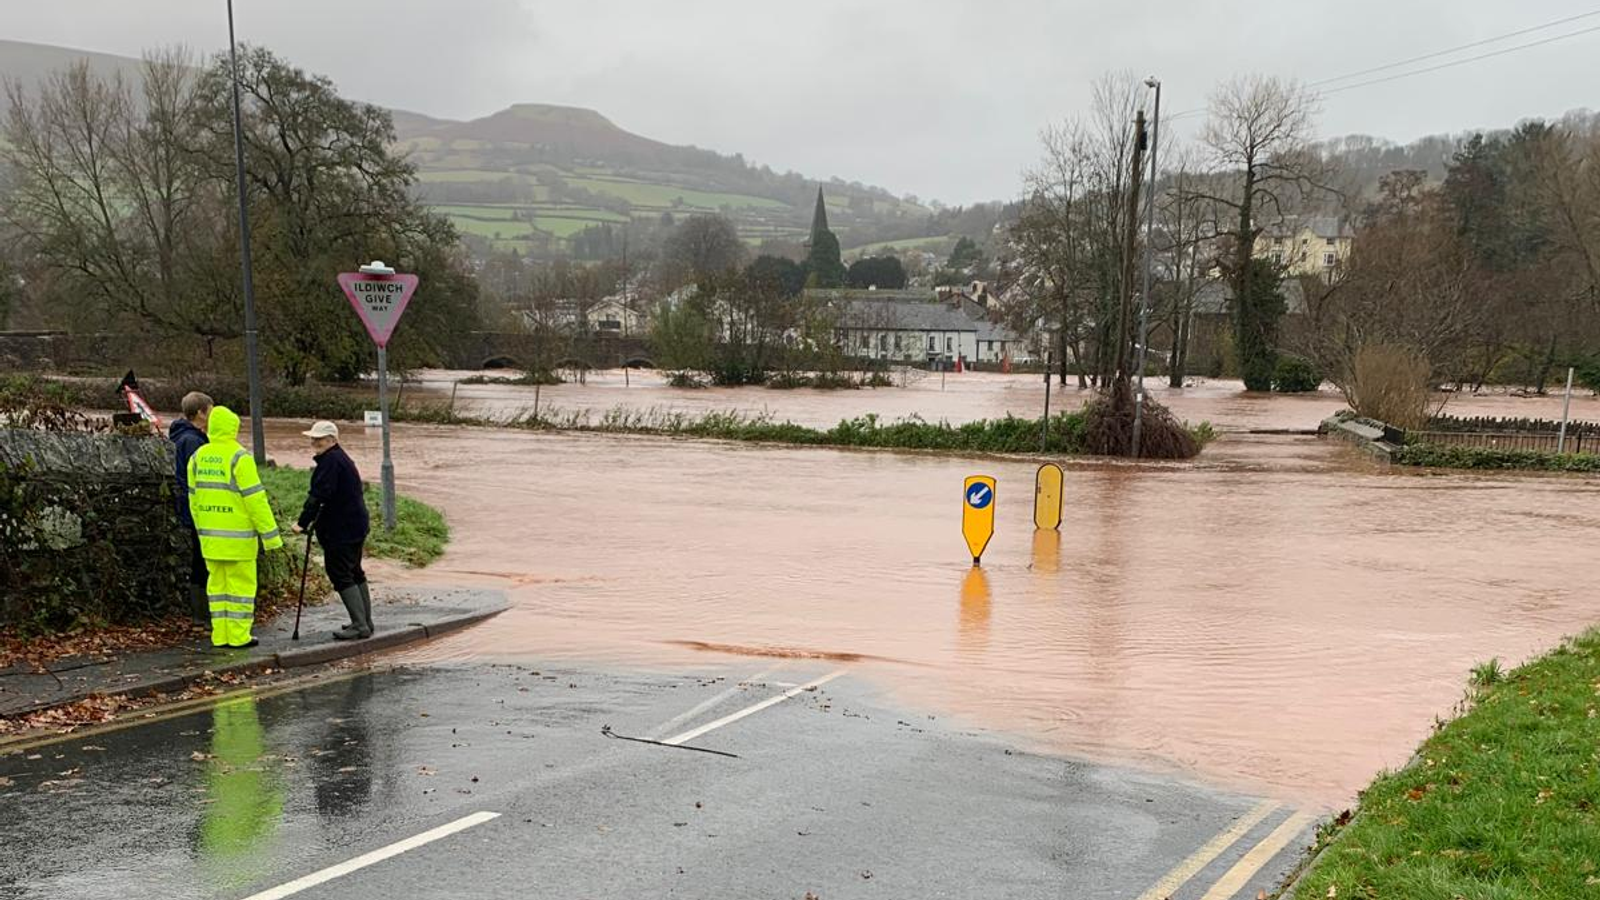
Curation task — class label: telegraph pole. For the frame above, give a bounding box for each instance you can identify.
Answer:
[227,0,267,463]
[1132,76,1161,459]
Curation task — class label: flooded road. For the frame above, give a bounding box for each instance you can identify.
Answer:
[266,376,1600,810]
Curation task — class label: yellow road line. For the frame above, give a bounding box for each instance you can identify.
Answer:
[1135,799,1280,900]
[1197,811,1317,900]
[0,669,365,754]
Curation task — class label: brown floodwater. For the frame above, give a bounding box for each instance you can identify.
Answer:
[407,367,1600,433]
[263,377,1600,810]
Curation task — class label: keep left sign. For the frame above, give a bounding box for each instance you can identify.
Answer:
[338,272,419,348]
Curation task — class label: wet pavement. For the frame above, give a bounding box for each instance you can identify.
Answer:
[0,662,1313,900]
[0,587,506,717]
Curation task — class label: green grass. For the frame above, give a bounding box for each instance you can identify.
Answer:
[848,235,954,254]
[564,176,786,210]
[1394,444,1600,472]
[529,212,629,237]
[1295,630,1600,899]
[433,204,520,220]
[258,467,450,568]
[394,403,1198,458]
[446,216,537,239]
[416,169,543,185]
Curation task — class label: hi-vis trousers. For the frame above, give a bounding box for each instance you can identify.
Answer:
[205,558,257,647]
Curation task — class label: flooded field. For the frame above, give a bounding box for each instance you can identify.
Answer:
[267,375,1600,810]
[407,367,1600,433]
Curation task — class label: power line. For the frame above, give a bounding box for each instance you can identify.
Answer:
[1309,8,1600,87]
[1319,23,1600,96]
[1158,13,1600,123]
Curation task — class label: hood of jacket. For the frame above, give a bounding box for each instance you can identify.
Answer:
[168,417,205,443]
[207,405,242,443]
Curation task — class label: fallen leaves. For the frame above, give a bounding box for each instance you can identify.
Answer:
[0,617,204,671]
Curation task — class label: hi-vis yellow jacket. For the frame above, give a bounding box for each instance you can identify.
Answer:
[186,406,283,560]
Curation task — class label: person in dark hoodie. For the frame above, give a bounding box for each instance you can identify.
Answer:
[290,421,373,640]
[169,392,214,624]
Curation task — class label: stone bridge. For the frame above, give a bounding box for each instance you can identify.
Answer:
[456,332,655,371]
[0,332,148,373]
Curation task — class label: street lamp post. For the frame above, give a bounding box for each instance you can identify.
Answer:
[1131,75,1161,459]
[227,0,266,463]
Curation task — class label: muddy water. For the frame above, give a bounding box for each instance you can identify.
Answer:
[409,368,1600,433]
[266,398,1600,810]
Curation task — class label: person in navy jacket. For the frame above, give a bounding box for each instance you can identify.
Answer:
[168,392,213,624]
[291,421,374,640]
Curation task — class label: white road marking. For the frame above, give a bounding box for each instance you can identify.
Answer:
[1196,811,1317,900]
[1133,800,1279,900]
[645,666,784,739]
[663,669,847,747]
[240,811,500,900]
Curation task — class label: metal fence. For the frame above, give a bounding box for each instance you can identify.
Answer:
[1405,430,1591,454]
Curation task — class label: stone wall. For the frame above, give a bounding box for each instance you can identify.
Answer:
[0,429,186,631]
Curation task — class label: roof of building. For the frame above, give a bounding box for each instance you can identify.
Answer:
[834,297,980,332]
[1263,215,1352,240]
[1191,278,1307,315]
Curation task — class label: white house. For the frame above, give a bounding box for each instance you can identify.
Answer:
[814,289,1033,364]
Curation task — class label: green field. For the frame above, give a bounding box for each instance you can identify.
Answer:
[447,216,536,239]
[417,169,542,185]
[530,211,629,237]
[433,204,520,220]
[849,235,954,255]
[565,175,786,210]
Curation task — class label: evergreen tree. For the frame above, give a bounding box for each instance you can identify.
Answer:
[1236,258,1287,391]
[803,187,845,288]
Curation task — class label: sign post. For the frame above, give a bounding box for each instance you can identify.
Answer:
[338,262,419,531]
[962,475,997,566]
[1034,463,1063,530]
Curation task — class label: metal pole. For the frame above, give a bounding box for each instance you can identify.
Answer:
[377,345,396,530]
[1557,366,1575,454]
[1131,77,1160,459]
[1041,351,1052,453]
[227,0,266,465]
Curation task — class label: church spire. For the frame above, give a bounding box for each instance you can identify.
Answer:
[809,187,830,243]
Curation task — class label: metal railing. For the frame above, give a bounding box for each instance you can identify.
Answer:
[1405,430,1590,454]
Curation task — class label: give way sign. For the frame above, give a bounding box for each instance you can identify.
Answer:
[338,271,419,348]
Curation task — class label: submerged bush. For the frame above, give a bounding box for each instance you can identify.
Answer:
[1272,355,1323,393]
[1341,344,1432,429]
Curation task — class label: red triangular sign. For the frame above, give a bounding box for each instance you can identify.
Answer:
[338,272,419,349]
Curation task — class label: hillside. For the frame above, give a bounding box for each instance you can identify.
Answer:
[0,40,953,258]
[0,40,150,109]
[391,102,950,257]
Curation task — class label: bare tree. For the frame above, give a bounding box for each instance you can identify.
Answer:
[1005,72,1144,387]
[2,52,240,347]
[1312,171,1485,400]
[1191,75,1338,390]
[1153,149,1224,386]
[656,214,747,293]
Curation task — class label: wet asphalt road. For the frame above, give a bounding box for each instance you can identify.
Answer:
[0,661,1315,899]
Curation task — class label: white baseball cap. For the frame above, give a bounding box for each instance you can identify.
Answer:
[301,420,339,439]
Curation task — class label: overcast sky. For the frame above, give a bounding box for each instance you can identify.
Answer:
[6,1,1598,204]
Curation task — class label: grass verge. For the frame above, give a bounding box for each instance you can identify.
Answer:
[1293,631,1600,898]
[1394,444,1600,472]
[397,404,1214,458]
[258,467,449,567]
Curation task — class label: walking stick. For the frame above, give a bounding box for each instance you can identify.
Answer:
[291,526,315,641]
